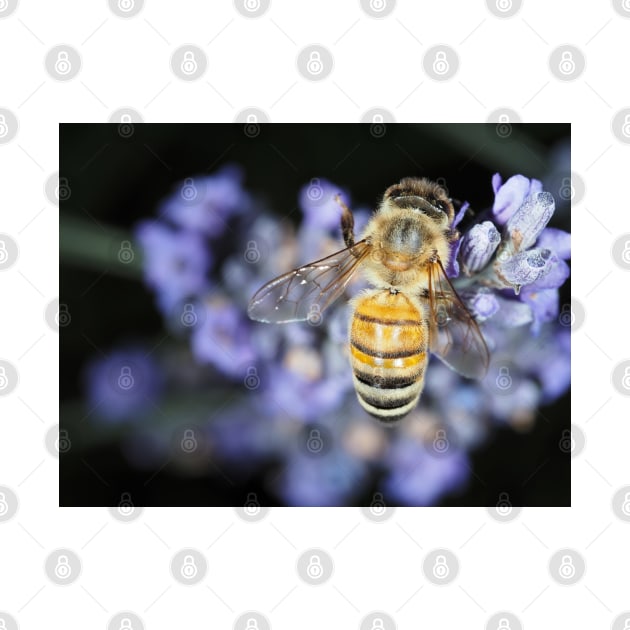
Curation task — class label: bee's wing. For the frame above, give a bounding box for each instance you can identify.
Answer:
[247,240,372,323]
[425,258,490,379]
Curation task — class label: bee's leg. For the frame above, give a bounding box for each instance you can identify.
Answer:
[335,194,355,248]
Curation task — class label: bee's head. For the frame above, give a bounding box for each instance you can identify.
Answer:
[383,177,454,224]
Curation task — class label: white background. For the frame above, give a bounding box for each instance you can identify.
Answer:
[1,0,629,628]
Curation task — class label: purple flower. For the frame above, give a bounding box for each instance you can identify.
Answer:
[382,439,469,506]
[492,173,543,225]
[505,191,555,252]
[299,178,351,232]
[84,347,162,422]
[462,288,500,321]
[496,248,553,290]
[191,298,256,378]
[159,165,251,237]
[135,221,211,315]
[520,288,559,335]
[276,449,368,506]
[536,227,571,259]
[459,221,501,274]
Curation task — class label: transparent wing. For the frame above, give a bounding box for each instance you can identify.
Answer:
[426,258,490,379]
[247,240,372,323]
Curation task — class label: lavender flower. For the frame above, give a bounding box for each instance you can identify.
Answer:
[459,221,500,275]
[135,221,211,316]
[84,347,162,422]
[125,167,570,507]
[159,164,251,237]
[191,297,256,379]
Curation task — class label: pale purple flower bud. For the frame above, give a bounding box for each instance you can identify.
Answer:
[459,221,501,273]
[506,192,555,252]
[493,174,542,224]
[497,248,553,290]
[536,227,571,259]
[462,288,499,321]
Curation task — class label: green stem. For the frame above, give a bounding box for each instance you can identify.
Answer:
[60,213,143,280]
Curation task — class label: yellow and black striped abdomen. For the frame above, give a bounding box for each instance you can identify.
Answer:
[349,291,428,424]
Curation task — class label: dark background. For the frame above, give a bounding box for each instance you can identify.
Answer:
[60,123,570,506]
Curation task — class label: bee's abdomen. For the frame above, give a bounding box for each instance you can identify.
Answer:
[350,292,428,424]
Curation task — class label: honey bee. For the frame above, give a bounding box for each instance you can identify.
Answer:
[248,177,489,425]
